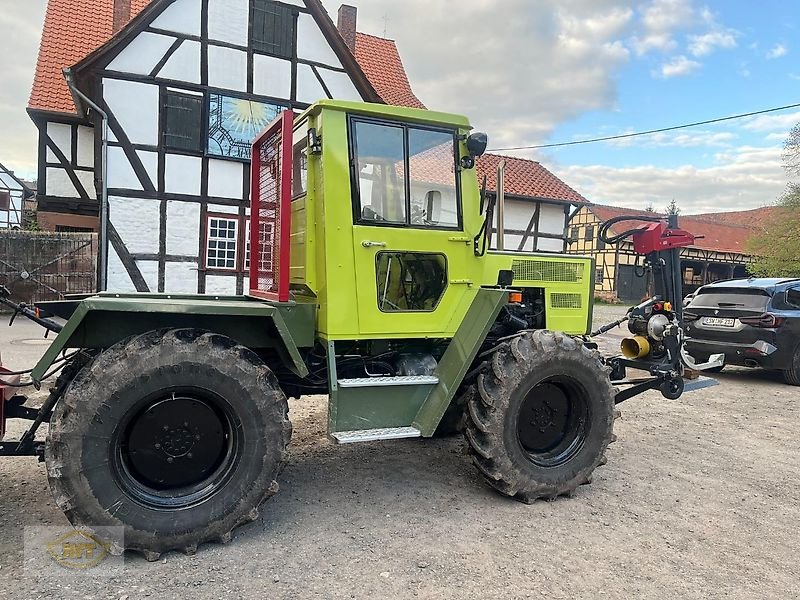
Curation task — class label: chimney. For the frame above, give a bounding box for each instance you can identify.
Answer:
[112,0,132,34]
[337,5,357,53]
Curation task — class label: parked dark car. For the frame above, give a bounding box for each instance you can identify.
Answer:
[684,278,800,385]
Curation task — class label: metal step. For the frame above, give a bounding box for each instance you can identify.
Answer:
[337,375,439,388]
[331,426,422,444]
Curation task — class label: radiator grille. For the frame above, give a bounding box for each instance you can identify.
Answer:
[550,293,582,309]
[512,259,584,283]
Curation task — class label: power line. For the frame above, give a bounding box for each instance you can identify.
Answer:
[488,102,800,152]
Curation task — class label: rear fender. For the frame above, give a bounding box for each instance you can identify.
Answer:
[31,295,314,382]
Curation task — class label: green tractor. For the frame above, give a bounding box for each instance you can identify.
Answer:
[0,100,718,560]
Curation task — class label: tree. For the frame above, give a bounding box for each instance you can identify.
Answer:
[747,185,800,277]
[644,203,656,213]
[664,199,680,215]
[748,124,800,276]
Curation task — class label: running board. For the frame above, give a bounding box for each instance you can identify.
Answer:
[682,376,719,393]
[337,376,439,388]
[331,426,422,444]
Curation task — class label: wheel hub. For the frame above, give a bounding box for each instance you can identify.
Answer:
[516,378,589,468]
[123,394,228,490]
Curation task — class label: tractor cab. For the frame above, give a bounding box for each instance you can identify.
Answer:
[249,101,593,340]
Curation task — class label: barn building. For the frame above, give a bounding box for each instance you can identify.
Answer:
[0,163,34,229]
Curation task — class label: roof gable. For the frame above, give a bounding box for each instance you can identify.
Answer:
[29,0,382,116]
[354,32,425,109]
[476,154,588,205]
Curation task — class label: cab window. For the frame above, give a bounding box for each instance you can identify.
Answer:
[351,118,460,229]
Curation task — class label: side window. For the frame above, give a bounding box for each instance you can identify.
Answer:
[376,252,447,312]
[408,128,458,228]
[206,216,238,270]
[787,286,800,309]
[353,121,406,224]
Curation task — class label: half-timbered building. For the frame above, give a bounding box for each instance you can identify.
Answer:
[28,0,593,294]
[567,204,759,303]
[0,162,34,229]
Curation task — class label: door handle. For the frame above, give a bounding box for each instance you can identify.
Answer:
[361,241,387,248]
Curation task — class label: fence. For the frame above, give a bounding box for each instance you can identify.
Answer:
[0,230,97,309]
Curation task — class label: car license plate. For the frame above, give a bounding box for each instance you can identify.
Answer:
[702,317,735,327]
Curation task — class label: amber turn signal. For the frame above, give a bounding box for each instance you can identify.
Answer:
[508,291,523,304]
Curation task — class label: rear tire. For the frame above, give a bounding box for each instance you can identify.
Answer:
[783,346,800,386]
[464,330,616,502]
[45,329,291,559]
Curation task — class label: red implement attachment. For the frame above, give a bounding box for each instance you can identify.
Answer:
[632,222,697,254]
[249,110,294,302]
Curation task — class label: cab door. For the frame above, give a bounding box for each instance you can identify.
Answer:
[349,117,474,337]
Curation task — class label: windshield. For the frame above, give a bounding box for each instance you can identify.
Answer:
[690,288,770,310]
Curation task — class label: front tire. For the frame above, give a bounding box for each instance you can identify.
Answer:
[45,329,291,559]
[783,345,800,386]
[464,331,615,502]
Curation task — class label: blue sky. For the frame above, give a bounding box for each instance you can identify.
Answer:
[2,0,798,214]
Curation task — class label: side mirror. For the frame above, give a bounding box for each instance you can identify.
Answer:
[425,190,441,224]
[461,132,488,169]
[786,288,800,309]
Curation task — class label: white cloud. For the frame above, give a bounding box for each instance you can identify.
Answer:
[608,129,736,149]
[552,145,788,213]
[322,0,636,153]
[631,0,695,55]
[0,0,47,179]
[658,55,702,78]
[767,43,788,59]
[742,111,800,133]
[688,30,737,56]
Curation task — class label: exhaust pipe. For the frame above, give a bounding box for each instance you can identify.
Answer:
[496,160,505,251]
[744,359,759,368]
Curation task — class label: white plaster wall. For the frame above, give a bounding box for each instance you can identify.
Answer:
[497,200,567,253]
[137,150,159,188]
[107,147,143,191]
[205,275,237,295]
[109,196,160,254]
[207,203,240,214]
[538,237,565,252]
[76,126,94,168]
[252,54,292,99]
[159,40,201,84]
[138,261,160,292]
[296,64,328,105]
[103,79,159,146]
[318,68,361,101]
[296,13,341,67]
[208,0,249,46]
[165,262,199,293]
[45,168,79,198]
[107,248,138,293]
[150,0,202,36]
[166,200,201,255]
[208,46,247,92]
[76,171,95,197]
[208,159,244,198]
[165,154,202,196]
[46,123,71,162]
[539,204,567,235]
[107,32,176,75]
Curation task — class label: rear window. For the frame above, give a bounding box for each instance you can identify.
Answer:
[691,288,770,310]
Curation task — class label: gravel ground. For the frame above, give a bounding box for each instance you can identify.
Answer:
[1,309,799,599]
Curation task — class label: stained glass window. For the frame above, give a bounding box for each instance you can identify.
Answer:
[207,94,283,160]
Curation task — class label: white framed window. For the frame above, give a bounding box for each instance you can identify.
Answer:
[206,216,238,270]
[244,220,251,270]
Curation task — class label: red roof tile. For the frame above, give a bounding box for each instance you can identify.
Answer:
[589,204,761,254]
[29,0,150,114]
[354,32,425,109]
[688,206,777,229]
[476,154,588,204]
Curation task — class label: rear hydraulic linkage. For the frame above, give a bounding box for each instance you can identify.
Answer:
[590,215,721,405]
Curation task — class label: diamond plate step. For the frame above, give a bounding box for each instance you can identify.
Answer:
[337,376,439,388]
[331,426,422,444]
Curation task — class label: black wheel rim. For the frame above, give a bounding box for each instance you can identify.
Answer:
[111,389,241,509]
[515,377,590,468]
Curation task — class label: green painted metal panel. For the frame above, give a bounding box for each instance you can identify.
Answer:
[413,288,508,436]
[330,384,433,432]
[31,295,313,381]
